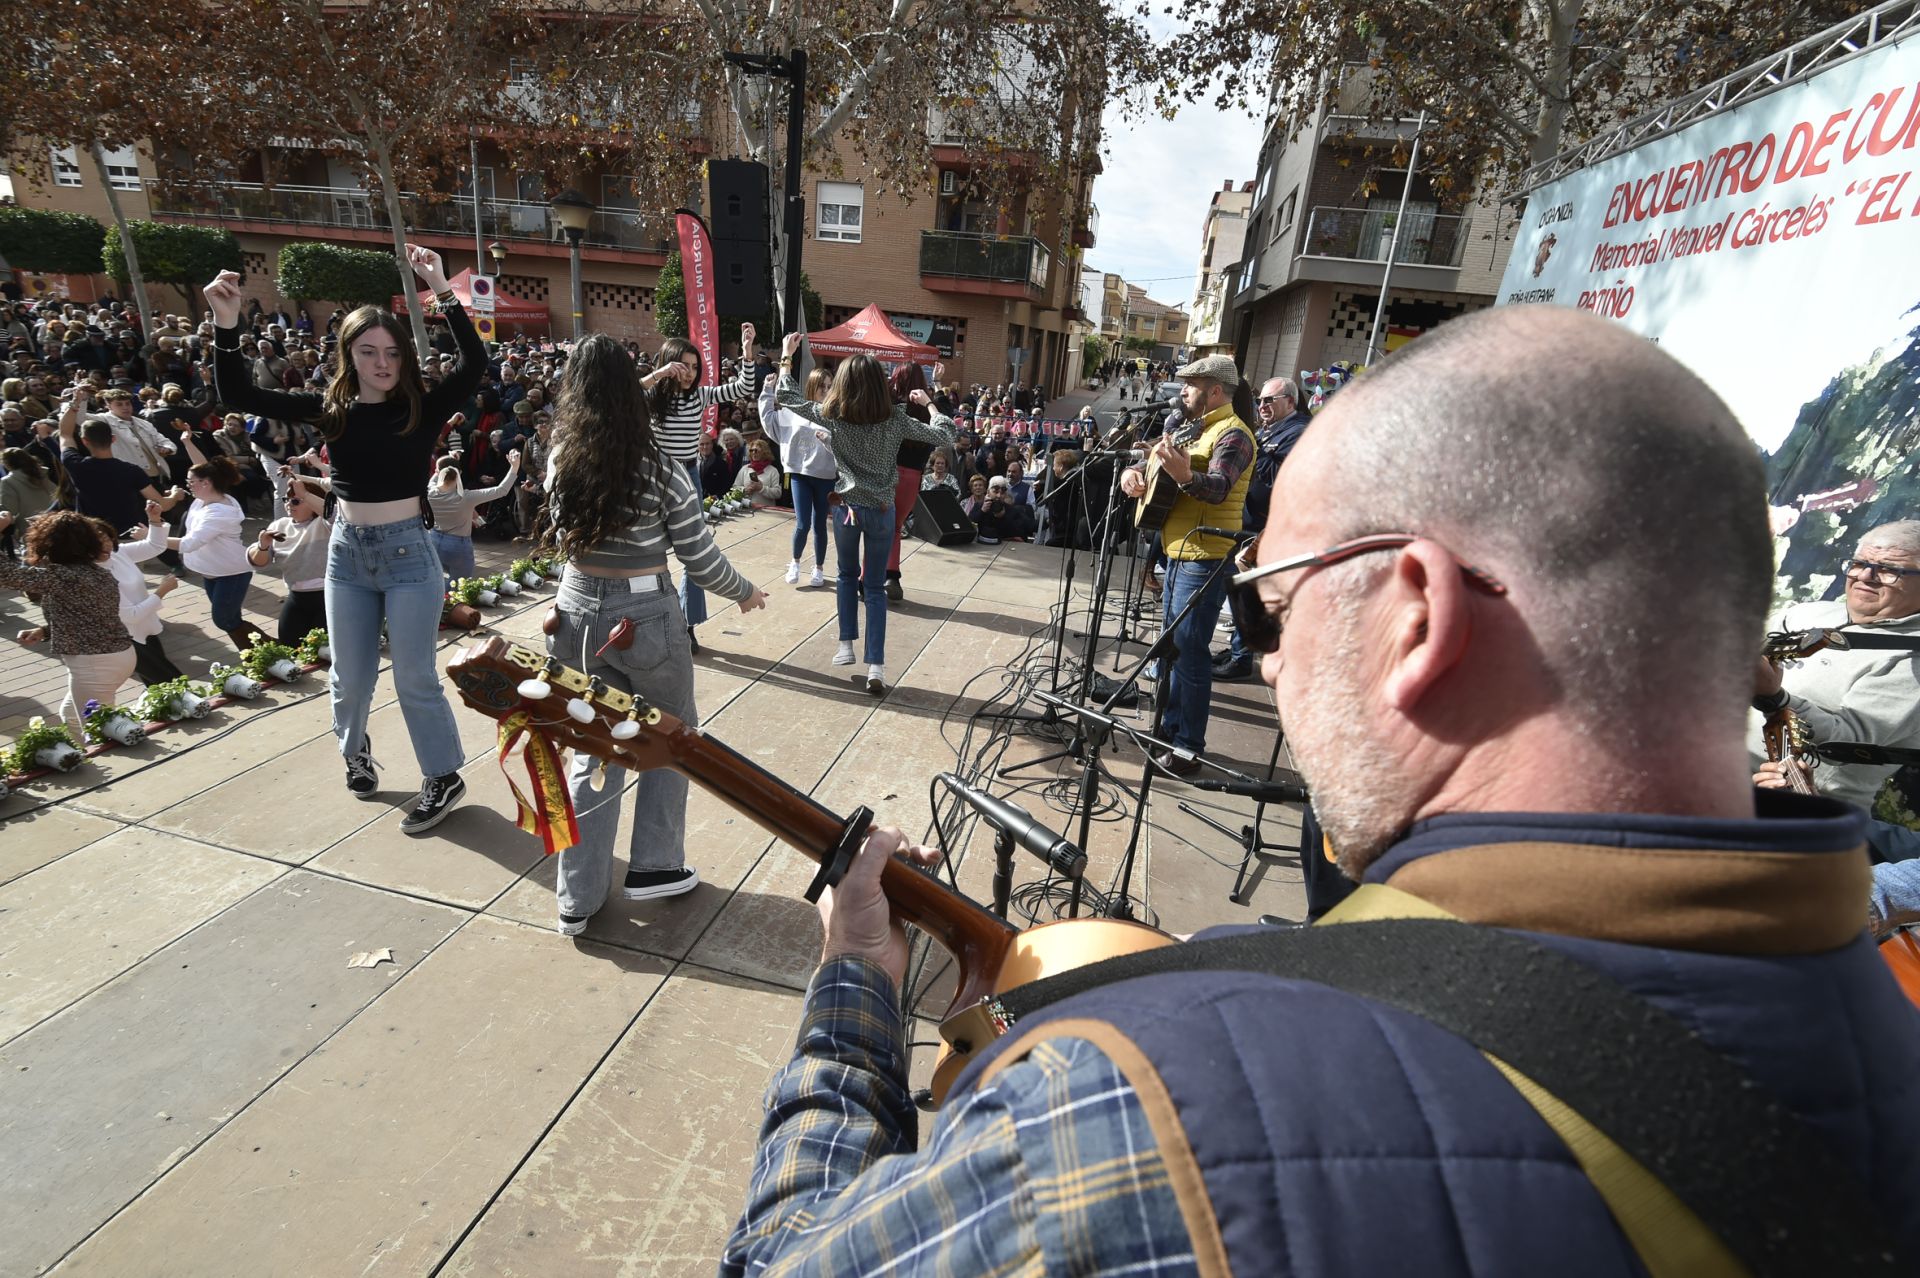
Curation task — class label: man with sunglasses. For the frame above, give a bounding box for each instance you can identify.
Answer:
[725,306,1919,1276]
[1751,520,1920,809]
[1214,376,1311,681]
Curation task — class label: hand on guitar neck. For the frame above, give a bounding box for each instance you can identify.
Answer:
[821,826,948,987]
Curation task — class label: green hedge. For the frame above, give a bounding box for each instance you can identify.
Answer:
[0,206,109,274]
[103,221,243,289]
[277,242,403,308]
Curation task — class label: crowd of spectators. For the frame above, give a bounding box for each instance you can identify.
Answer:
[0,287,1116,727]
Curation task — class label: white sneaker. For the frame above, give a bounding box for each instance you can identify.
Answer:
[866,665,886,696]
[833,641,856,666]
[784,560,801,584]
[809,567,826,587]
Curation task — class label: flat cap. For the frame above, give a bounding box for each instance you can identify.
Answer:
[1176,353,1242,386]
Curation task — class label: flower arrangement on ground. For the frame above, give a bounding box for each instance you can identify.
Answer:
[10,717,85,773]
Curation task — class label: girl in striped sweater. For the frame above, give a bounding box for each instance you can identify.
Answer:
[542,335,766,936]
[642,326,758,650]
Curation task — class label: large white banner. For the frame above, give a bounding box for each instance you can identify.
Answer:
[1500,35,1920,597]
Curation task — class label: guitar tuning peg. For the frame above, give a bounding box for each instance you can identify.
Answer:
[590,759,608,792]
[517,677,553,700]
[565,696,596,723]
[610,715,641,740]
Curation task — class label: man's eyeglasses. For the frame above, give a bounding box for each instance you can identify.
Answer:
[1228,533,1508,655]
[1256,395,1287,406]
[1842,558,1920,585]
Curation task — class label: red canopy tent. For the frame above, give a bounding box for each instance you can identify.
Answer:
[807,304,938,367]
[395,269,549,326]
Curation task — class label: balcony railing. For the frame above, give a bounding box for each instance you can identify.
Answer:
[145,181,672,254]
[919,230,1050,290]
[1298,205,1466,268]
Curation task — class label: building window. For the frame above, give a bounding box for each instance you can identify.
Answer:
[817,182,863,242]
[507,57,538,84]
[1272,189,1297,244]
[51,147,82,187]
[101,145,141,190]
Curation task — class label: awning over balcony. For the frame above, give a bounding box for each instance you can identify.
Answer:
[395,270,548,323]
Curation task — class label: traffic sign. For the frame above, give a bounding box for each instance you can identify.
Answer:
[473,315,496,341]
[470,274,496,315]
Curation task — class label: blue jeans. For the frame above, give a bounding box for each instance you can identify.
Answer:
[1160,557,1233,754]
[430,529,476,583]
[790,474,833,565]
[678,459,708,627]
[832,503,894,666]
[325,516,464,778]
[202,571,254,631]
[548,569,695,918]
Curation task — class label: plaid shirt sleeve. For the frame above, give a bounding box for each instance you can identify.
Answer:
[722,957,1199,1277]
[1179,423,1254,506]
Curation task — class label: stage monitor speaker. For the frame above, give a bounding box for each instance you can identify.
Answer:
[908,489,976,546]
[709,160,773,317]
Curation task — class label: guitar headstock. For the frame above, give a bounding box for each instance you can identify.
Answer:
[1764,627,1843,662]
[446,636,686,773]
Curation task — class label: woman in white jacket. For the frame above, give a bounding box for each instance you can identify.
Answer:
[167,453,262,651]
[426,450,520,583]
[758,367,836,586]
[112,500,185,684]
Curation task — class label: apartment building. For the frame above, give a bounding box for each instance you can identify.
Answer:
[1228,66,1517,383]
[11,94,1099,395]
[1187,180,1254,357]
[1092,272,1188,362]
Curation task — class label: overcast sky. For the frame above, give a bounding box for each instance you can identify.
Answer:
[1084,94,1267,311]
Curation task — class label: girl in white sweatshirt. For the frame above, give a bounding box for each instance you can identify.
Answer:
[111,500,185,684]
[167,453,261,651]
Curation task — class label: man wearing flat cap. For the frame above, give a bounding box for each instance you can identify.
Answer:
[1119,353,1256,775]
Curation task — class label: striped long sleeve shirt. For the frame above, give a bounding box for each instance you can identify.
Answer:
[656,365,757,463]
[774,374,955,509]
[544,439,753,601]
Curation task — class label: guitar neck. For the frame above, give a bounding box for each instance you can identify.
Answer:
[653,720,1022,969]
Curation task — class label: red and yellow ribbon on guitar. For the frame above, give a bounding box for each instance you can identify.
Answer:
[496,710,579,855]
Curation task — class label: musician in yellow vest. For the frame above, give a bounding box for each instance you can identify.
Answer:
[1119,353,1256,775]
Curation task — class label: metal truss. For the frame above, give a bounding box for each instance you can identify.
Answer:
[1517,0,1920,193]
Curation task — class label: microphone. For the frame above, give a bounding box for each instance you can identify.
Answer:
[1189,776,1309,803]
[936,773,1087,880]
[1195,527,1257,543]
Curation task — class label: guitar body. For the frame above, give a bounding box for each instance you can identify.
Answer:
[929,916,1176,1104]
[1133,421,1199,533]
[1881,930,1920,1010]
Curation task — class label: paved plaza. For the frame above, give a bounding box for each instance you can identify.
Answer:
[0,490,1306,1276]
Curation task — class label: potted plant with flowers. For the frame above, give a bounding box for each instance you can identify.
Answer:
[208,662,264,700]
[138,676,214,722]
[242,640,303,684]
[509,557,544,590]
[11,718,85,773]
[83,700,148,747]
[296,628,331,665]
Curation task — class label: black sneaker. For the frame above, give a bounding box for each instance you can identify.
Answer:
[344,737,379,798]
[623,866,700,901]
[400,772,467,835]
[558,912,591,937]
[1214,656,1256,682]
[885,576,904,602]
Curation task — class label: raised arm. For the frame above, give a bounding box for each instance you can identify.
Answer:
[463,451,522,506]
[205,271,322,421]
[757,377,792,444]
[774,371,827,427]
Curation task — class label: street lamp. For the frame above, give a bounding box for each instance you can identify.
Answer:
[549,189,593,339]
[487,240,506,277]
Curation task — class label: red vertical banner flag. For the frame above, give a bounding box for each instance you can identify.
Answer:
[675,208,722,440]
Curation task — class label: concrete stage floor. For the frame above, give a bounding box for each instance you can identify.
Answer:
[0,513,1308,1277]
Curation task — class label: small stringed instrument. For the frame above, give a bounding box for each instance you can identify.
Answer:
[445,637,1172,1105]
[1132,418,1201,533]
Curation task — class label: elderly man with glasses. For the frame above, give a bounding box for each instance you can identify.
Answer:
[1751,519,1920,809]
[723,306,1920,1277]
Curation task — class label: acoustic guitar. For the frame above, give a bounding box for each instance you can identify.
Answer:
[1132,419,1201,533]
[445,637,1173,1105]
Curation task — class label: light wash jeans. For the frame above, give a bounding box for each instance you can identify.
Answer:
[325,516,464,778]
[1159,556,1233,754]
[678,459,709,627]
[548,569,696,918]
[430,529,476,583]
[832,503,894,666]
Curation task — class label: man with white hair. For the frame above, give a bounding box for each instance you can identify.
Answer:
[1753,518,1920,809]
[723,306,1920,1275]
[1215,374,1310,682]
[1118,352,1254,775]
